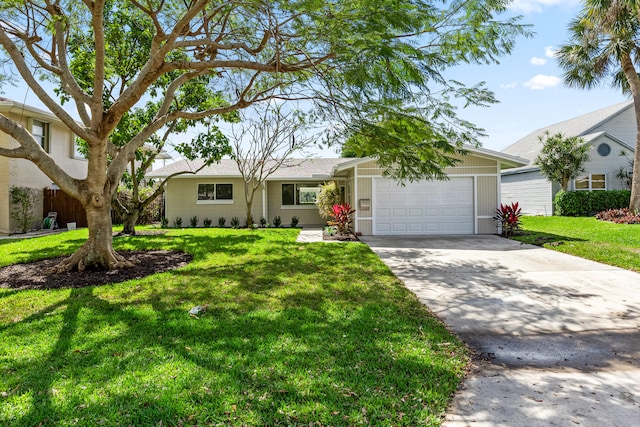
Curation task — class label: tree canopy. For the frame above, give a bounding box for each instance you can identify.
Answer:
[0,0,529,270]
[534,131,590,191]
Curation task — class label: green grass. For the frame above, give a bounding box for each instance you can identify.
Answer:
[0,228,468,426]
[513,216,640,271]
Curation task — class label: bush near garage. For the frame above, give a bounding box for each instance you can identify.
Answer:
[554,190,630,216]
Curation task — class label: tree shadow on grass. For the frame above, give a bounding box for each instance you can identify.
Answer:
[0,240,462,426]
[511,230,586,247]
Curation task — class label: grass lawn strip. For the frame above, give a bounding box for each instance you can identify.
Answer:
[514,216,640,272]
[0,228,468,426]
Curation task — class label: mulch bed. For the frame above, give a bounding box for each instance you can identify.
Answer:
[0,250,191,291]
[322,230,361,242]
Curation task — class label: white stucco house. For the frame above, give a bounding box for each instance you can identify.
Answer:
[148,145,526,236]
[0,98,88,234]
[501,101,636,216]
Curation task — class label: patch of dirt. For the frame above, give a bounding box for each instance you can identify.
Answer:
[322,230,361,242]
[0,250,191,291]
[113,230,167,237]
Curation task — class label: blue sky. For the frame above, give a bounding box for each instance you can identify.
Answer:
[2,1,630,159]
[446,0,629,152]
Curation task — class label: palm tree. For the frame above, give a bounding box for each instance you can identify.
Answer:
[556,0,640,210]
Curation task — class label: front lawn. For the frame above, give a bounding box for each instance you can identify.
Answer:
[0,228,468,426]
[514,216,640,271]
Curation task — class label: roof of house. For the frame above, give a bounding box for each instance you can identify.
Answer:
[147,157,354,179]
[502,100,634,164]
[0,97,64,123]
[502,131,635,176]
[148,143,527,180]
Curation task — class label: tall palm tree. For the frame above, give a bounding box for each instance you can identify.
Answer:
[557,0,640,210]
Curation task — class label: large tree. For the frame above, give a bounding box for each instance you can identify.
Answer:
[557,0,640,210]
[0,0,528,271]
[535,131,590,191]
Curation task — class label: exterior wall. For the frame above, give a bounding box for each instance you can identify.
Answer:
[572,137,634,191]
[1,110,87,234]
[266,181,325,226]
[0,132,10,234]
[477,176,498,234]
[166,178,263,226]
[501,170,553,216]
[597,107,637,144]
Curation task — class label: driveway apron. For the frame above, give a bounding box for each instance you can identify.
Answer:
[363,235,640,427]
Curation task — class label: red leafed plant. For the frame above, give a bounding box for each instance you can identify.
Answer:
[493,202,522,237]
[595,208,640,224]
[328,203,356,236]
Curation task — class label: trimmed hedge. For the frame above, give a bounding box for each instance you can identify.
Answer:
[554,190,631,216]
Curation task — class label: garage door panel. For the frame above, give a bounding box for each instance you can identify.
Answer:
[377,208,391,217]
[374,177,474,235]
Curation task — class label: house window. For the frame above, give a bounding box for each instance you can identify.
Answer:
[31,119,49,152]
[597,143,611,157]
[281,183,320,206]
[197,183,233,203]
[72,137,87,159]
[575,174,607,191]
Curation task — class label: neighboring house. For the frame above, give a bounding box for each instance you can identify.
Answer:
[147,146,526,235]
[501,101,636,215]
[0,98,88,235]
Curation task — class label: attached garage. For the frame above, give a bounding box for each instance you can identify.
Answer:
[332,146,527,236]
[374,177,474,235]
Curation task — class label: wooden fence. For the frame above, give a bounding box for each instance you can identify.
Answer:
[43,188,88,228]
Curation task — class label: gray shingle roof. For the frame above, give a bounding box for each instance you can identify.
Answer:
[147,157,353,179]
[502,100,634,164]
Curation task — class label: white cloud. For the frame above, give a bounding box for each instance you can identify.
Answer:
[500,82,518,90]
[545,46,558,58]
[510,0,580,14]
[523,74,562,90]
[530,57,547,66]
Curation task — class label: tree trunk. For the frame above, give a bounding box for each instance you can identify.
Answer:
[621,54,640,211]
[52,193,134,272]
[120,210,139,235]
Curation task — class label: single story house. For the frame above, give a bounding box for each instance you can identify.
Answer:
[147,145,526,236]
[501,101,636,216]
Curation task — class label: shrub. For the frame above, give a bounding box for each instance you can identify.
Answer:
[328,203,356,235]
[230,216,240,229]
[160,217,169,228]
[173,216,183,228]
[189,215,199,228]
[203,217,212,227]
[218,217,226,227]
[555,190,630,216]
[273,216,282,227]
[10,186,38,233]
[260,217,267,227]
[114,186,161,224]
[316,181,343,219]
[493,202,522,237]
[291,216,299,228]
[595,208,640,224]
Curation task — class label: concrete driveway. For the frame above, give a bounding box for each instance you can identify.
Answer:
[363,235,640,427]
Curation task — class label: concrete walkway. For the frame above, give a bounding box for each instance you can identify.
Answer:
[363,235,640,427]
[295,227,323,243]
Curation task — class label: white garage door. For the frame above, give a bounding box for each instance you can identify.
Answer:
[374,177,474,235]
